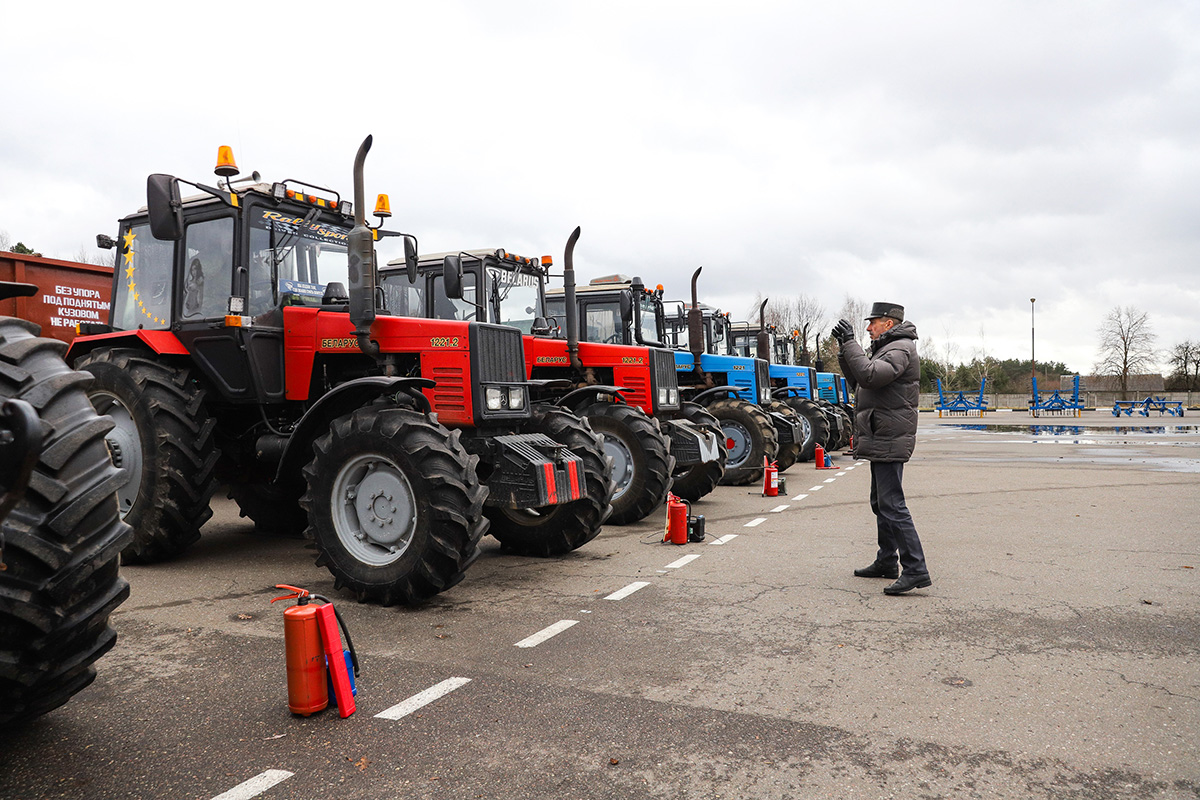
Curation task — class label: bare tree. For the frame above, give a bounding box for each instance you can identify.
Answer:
[1093,306,1158,398]
[0,230,10,250]
[919,331,959,389]
[791,294,826,366]
[74,245,117,267]
[1166,340,1200,391]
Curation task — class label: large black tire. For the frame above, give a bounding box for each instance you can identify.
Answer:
[228,481,308,537]
[0,319,131,724]
[486,406,614,556]
[669,402,727,502]
[814,399,843,451]
[75,348,219,563]
[835,405,854,449]
[302,405,487,606]
[581,402,673,525]
[785,397,830,463]
[707,398,779,486]
[766,401,802,472]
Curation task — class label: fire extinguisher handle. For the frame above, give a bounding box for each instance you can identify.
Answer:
[270,584,309,603]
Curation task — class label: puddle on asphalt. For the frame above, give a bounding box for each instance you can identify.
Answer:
[942,424,1198,436]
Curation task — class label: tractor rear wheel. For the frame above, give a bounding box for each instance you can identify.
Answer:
[581,402,673,525]
[669,402,727,502]
[766,401,802,472]
[75,348,219,563]
[0,319,131,724]
[785,397,829,462]
[814,399,843,450]
[486,406,614,556]
[707,398,778,486]
[302,405,487,606]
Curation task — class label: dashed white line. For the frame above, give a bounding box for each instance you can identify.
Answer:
[210,770,294,800]
[836,471,847,475]
[809,485,824,491]
[710,534,738,545]
[515,620,579,648]
[664,553,701,569]
[375,677,472,720]
[605,581,650,601]
[770,504,789,513]
[823,478,836,483]
[792,493,809,501]
[744,517,767,527]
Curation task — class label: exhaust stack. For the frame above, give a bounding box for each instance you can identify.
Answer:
[562,226,584,372]
[348,136,379,357]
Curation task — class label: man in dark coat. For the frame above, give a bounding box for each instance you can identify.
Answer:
[832,302,931,595]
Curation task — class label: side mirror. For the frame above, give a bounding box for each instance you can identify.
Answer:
[404,236,418,284]
[96,234,118,250]
[146,174,183,241]
[532,316,551,336]
[443,255,463,299]
[618,292,632,327]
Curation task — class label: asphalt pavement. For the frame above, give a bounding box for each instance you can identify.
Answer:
[2,410,1197,799]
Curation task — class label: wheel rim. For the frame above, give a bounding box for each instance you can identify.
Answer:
[721,419,754,468]
[599,433,635,501]
[798,414,813,446]
[331,453,418,566]
[91,391,143,517]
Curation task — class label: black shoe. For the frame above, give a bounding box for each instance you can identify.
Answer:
[853,562,899,579]
[883,573,932,595]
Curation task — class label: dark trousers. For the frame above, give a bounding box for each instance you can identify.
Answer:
[869,461,928,576]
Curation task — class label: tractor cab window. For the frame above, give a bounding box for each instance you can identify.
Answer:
[709,316,731,356]
[432,272,477,321]
[112,222,175,331]
[381,275,425,318]
[636,294,658,344]
[247,207,351,317]
[180,217,234,321]
[488,266,541,333]
[584,300,622,344]
[543,296,566,336]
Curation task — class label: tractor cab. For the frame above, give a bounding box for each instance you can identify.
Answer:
[542,274,664,348]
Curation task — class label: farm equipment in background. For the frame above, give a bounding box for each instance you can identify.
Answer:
[729,309,830,463]
[66,137,611,606]
[382,228,723,518]
[936,378,989,417]
[0,288,131,723]
[1030,375,1085,418]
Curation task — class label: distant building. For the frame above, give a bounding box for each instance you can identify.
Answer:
[1078,374,1165,392]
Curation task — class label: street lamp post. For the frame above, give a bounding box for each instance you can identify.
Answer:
[1030,298,1036,391]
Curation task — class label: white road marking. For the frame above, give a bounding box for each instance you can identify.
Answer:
[515,620,579,648]
[710,534,738,545]
[836,471,847,475]
[792,493,809,501]
[744,518,767,527]
[210,770,293,800]
[375,677,472,720]
[809,486,824,491]
[770,505,789,513]
[605,581,650,600]
[665,554,702,569]
[824,478,836,483]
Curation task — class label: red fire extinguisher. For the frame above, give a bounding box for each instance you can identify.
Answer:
[271,585,360,718]
[762,456,779,496]
[664,493,689,545]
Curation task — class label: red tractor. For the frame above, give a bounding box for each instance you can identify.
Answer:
[68,137,611,605]
[380,228,725,523]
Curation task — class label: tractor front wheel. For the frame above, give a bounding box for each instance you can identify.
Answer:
[302,406,487,605]
[581,402,673,525]
[669,402,727,502]
[785,397,830,462]
[707,398,778,486]
[767,400,802,472]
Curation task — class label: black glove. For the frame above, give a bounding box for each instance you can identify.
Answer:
[832,319,854,344]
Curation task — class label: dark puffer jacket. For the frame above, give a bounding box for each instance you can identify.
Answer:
[837,321,920,462]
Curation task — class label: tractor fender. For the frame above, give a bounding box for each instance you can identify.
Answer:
[273,376,435,484]
[772,385,812,399]
[65,329,189,365]
[690,384,751,406]
[551,384,628,413]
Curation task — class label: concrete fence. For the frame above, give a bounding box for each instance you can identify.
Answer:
[918,391,1198,411]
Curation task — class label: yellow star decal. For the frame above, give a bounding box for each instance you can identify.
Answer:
[125,265,134,279]
[123,249,135,266]
[134,291,140,304]
[123,230,137,249]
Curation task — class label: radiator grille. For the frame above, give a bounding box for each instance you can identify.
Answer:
[651,348,679,393]
[472,323,525,383]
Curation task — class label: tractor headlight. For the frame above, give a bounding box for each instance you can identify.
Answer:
[667,388,679,406]
[485,387,504,410]
[507,387,526,410]
[658,388,669,406]
[760,386,771,404]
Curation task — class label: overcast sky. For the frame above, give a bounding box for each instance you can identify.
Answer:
[3,1,1197,374]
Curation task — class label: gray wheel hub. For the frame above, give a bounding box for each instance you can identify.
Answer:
[722,420,754,469]
[600,433,635,501]
[92,391,143,517]
[332,454,417,565]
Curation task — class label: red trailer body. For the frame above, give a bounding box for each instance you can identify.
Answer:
[0,253,113,343]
